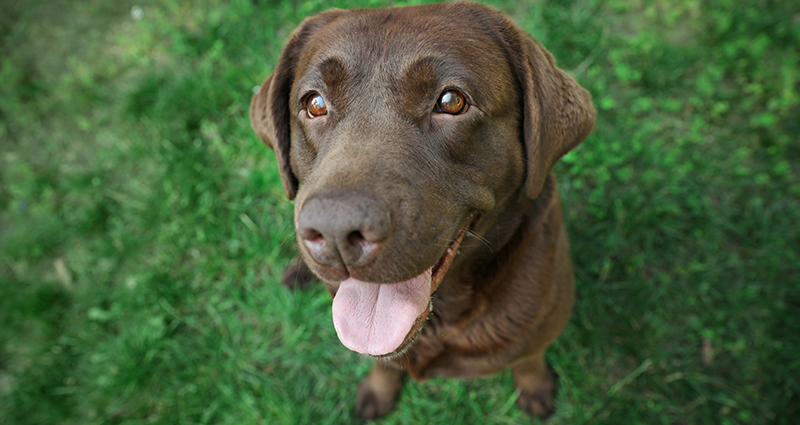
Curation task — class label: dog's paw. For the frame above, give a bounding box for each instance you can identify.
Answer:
[355,373,401,420]
[515,363,558,419]
[517,385,556,419]
[281,259,316,289]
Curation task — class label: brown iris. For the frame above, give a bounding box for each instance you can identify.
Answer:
[306,94,327,117]
[436,90,467,115]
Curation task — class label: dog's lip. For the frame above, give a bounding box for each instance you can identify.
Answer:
[368,212,479,360]
[430,213,478,290]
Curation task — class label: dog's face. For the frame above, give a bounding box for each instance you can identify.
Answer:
[288,9,527,282]
[250,2,595,357]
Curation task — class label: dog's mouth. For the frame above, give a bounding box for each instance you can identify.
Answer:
[331,214,478,357]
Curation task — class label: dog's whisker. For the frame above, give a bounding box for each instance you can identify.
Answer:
[466,229,495,252]
[436,215,495,252]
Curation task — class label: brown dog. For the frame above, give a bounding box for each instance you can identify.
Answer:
[250,1,595,419]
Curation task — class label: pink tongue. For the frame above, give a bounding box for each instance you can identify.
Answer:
[331,269,432,356]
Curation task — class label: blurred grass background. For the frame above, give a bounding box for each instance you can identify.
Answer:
[1,0,798,423]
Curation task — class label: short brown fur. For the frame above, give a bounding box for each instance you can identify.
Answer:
[250,1,595,419]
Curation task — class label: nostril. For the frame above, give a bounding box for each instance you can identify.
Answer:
[347,230,380,263]
[347,230,365,246]
[300,228,326,251]
[299,227,323,241]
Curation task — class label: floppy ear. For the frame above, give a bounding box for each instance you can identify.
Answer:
[501,24,596,198]
[249,10,346,200]
[250,73,298,199]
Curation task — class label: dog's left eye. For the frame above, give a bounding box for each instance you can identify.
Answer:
[436,90,467,115]
[306,94,328,118]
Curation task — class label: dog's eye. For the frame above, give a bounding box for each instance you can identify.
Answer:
[436,90,467,115]
[306,94,327,118]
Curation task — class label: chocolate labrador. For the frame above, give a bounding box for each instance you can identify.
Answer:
[250,0,595,419]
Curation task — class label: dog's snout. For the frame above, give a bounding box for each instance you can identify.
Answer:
[297,195,392,270]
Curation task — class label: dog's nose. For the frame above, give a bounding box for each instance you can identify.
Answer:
[296,195,392,269]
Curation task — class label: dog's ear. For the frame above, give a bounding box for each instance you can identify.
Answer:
[249,10,346,200]
[501,24,596,198]
[250,73,298,198]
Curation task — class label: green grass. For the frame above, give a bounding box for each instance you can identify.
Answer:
[1,0,798,423]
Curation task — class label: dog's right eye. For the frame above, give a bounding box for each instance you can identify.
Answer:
[306,94,328,118]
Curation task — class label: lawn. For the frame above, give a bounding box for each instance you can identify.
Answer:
[1,0,798,424]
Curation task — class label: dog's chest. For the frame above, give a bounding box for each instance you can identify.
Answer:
[398,309,523,380]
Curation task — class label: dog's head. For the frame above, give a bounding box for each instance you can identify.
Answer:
[250,1,594,357]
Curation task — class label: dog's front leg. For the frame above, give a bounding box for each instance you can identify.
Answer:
[355,360,404,419]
